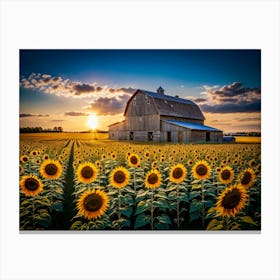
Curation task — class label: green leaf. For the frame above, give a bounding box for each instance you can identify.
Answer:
[120,206,133,218]
[191,180,202,184]
[189,211,201,223]
[205,190,217,198]
[206,219,219,230]
[134,213,151,229]
[191,184,201,190]
[120,194,134,205]
[157,214,172,224]
[154,193,167,200]
[37,212,51,228]
[178,193,189,203]
[205,200,214,208]
[168,191,177,199]
[189,200,203,213]
[71,221,82,230]
[239,216,257,226]
[135,200,151,215]
[205,207,217,219]
[135,190,149,203]
[52,201,63,212]
[153,199,169,209]
[154,223,170,230]
[189,191,201,200]
[34,198,51,207]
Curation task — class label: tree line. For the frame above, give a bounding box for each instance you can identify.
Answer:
[20,126,63,133]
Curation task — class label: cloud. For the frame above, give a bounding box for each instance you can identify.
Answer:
[195,82,261,113]
[20,113,49,118]
[64,111,89,116]
[51,119,64,122]
[20,73,136,99]
[86,94,131,115]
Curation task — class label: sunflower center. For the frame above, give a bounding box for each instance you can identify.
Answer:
[45,163,58,175]
[25,178,39,191]
[81,166,94,179]
[173,167,183,179]
[196,164,207,176]
[83,193,103,212]
[241,171,251,185]
[221,188,241,209]
[23,156,28,162]
[221,169,231,180]
[113,171,126,183]
[148,173,158,184]
[130,156,138,165]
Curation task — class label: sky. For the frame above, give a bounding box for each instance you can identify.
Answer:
[20,50,261,132]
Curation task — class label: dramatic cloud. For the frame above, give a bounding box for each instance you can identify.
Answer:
[20,113,49,118]
[64,111,89,117]
[193,82,261,113]
[86,94,131,115]
[20,73,136,99]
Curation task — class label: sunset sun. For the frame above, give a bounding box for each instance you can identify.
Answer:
[87,114,98,130]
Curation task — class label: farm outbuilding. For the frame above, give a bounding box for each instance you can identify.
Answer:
[108,87,223,143]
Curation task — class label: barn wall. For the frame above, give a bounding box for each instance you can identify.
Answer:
[126,115,160,131]
[125,92,158,117]
[132,130,161,142]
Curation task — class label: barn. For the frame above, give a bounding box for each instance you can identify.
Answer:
[108,87,223,143]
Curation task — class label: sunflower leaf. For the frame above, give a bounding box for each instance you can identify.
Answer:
[157,214,172,224]
[206,219,220,230]
[120,206,133,218]
[153,199,169,209]
[135,200,151,215]
[189,200,203,213]
[51,201,63,212]
[189,211,201,223]
[239,216,257,226]
[70,221,82,230]
[134,213,151,229]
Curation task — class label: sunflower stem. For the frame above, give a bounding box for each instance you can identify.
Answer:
[150,190,154,230]
[201,181,205,228]
[118,189,122,222]
[176,184,180,229]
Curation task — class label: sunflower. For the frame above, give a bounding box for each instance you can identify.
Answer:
[145,169,162,189]
[110,166,130,188]
[187,159,193,166]
[169,163,187,184]
[192,160,211,180]
[239,168,256,188]
[30,150,38,156]
[40,159,62,180]
[77,162,98,184]
[20,165,24,174]
[20,155,29,163]
[43,154,49,160]
[77,189,109,220]
[216,185,248,217]
[20,175,43,196]
[218,166,234,184]
[128,154,140,167]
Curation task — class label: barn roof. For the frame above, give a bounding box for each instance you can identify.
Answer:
[124,89,205,120]
[163,120,222,132]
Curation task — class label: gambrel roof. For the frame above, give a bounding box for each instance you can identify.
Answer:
[124,89,205,120]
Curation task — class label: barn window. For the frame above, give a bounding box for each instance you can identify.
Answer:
[112,133,114,137]
[129,132,134,140]
[148,132,153,141]
[147,100,150,104]
[133,101,136,105]
[170,104,174,108]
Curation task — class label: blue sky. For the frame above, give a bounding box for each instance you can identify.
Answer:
[20,50,261,132]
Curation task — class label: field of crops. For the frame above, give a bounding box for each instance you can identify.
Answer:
[19,133,261,231]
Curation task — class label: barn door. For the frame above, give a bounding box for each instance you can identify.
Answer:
[178,131,183,143]
[206,132,210,142]
[167,131,171,142]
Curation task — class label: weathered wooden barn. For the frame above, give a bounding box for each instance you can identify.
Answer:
[108,87,223,143]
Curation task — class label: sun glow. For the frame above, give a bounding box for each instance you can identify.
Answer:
[87,114,98,130]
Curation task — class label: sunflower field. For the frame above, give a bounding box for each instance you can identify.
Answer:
[19,133,261,231]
